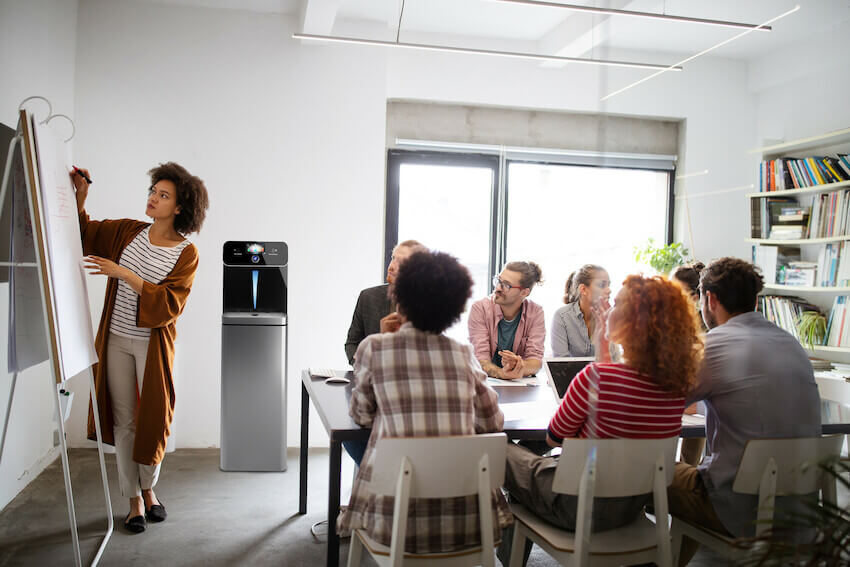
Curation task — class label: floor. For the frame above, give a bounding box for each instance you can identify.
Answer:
[0,448,732,566]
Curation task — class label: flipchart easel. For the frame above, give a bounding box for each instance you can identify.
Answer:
[0,97,112,567]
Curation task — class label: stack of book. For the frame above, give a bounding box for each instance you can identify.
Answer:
[827,296,850,347]
[759,154,850,192]
[753,245,801,284]
[758,295,819,339]
[752,196,807,239]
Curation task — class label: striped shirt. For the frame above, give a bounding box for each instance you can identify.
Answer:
[109,227,190,338]
[547,362,685,443]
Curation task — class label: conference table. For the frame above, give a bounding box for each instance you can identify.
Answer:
[297,368,850,567]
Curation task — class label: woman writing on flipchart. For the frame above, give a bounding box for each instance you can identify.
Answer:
[71,163,208,534]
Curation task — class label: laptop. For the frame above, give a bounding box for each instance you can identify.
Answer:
[542,357,594,400]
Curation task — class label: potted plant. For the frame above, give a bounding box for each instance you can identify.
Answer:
[796,310,827,350]
[633,238,690,276]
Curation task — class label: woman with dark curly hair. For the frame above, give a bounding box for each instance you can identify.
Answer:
[499,275,703,563]
[338,250,512,554]
[71,163,208,534]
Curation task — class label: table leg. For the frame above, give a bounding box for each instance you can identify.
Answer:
[299,382,309,514]
[327,439,342,567]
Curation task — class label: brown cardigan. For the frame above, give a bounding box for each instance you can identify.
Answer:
[81,212,198,466]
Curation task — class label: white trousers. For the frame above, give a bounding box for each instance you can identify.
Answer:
[107,333,161,498]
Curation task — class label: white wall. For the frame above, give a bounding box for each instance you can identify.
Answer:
[0,0,79,511]
[67,0,762,451]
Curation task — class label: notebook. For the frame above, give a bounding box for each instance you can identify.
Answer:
[542,357,594,399]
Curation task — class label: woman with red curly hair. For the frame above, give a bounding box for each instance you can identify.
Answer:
[498,275,703,564]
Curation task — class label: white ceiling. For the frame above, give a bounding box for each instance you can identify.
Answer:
[146,0,850,62]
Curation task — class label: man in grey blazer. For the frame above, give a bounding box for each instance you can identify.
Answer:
[344,239,426,365]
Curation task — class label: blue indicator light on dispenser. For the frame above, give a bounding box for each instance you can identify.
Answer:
[252,270,258,310]
[247,243,264,254]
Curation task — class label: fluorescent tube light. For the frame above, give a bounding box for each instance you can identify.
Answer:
[292,33,682,71]
[490,0,773,31]
[601,5,799,101]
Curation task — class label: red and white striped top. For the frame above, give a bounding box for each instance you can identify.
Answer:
[547,362,685,442]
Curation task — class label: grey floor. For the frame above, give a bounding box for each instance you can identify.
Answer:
[0,448,730,566]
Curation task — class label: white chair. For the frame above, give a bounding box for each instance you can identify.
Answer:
[509,436,679,567]
[670,434,845,564]
[346,433,507,567]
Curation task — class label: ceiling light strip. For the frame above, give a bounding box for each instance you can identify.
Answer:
[292,33,682,71]
[490,0,772,31]
[675,169,709,180]
[601,5,800,101]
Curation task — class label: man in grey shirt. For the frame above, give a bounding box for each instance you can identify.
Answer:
[669,257,821,565]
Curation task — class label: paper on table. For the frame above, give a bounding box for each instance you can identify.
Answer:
[501,400,557,422]
[487,376,539,386]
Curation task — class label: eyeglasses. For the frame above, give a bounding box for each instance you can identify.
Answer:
[493,276,522,291]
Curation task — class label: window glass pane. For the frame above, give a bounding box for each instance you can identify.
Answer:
[398,163,493,341]
[505,162,669,354]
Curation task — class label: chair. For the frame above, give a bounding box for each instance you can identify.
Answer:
[670,434,845,564]
[346,433,507,567]
[509,436,679,567]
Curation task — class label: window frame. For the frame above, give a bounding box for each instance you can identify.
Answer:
[385,149,676,290]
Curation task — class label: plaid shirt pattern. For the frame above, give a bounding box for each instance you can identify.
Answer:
[337,323,511,553]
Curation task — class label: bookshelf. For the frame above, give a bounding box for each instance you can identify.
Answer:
[750,127,850,359]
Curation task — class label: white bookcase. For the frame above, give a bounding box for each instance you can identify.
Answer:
[749,127,850,363]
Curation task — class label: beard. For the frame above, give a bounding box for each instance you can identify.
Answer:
[702,308,718,330]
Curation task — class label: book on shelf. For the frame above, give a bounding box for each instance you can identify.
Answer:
[815,241,850,287]
[759,153,850,192]
[826,296,850,347]
[757,295,820,340]
[807,189,850,239]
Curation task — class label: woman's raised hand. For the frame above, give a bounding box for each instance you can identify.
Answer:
[591,298,612,362]
[70,167,91,213]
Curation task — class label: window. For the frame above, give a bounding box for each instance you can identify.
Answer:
[386,149,674,349]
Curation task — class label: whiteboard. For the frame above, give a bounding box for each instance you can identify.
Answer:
[20,111,97,380]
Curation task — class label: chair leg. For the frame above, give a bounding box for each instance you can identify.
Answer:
[670,522,683,567]
[347,531,363,567]
[509,523,529,567]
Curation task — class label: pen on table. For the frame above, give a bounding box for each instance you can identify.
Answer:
[72,166,92,184]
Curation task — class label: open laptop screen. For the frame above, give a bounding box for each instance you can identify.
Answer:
[543,357,594,399]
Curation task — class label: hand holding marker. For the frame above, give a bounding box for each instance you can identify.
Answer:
[72,166,92,184]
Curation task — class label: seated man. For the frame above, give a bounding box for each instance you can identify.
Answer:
[468,261,545,379]
[344,239,425,365]
[342,239,425,466]
[338,250,510,554]
[669,257,821,566]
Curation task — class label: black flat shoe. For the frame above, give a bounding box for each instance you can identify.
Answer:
[124,513,146,533]
[145,500,167,523]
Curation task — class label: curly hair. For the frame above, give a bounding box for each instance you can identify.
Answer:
[393,251,473,334]
[148,162,209,235]
[608,275,703,395]
[699,257,763,315]
[504,260,544,289]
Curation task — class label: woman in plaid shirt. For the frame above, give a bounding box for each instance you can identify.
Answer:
[337,250,511,554]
